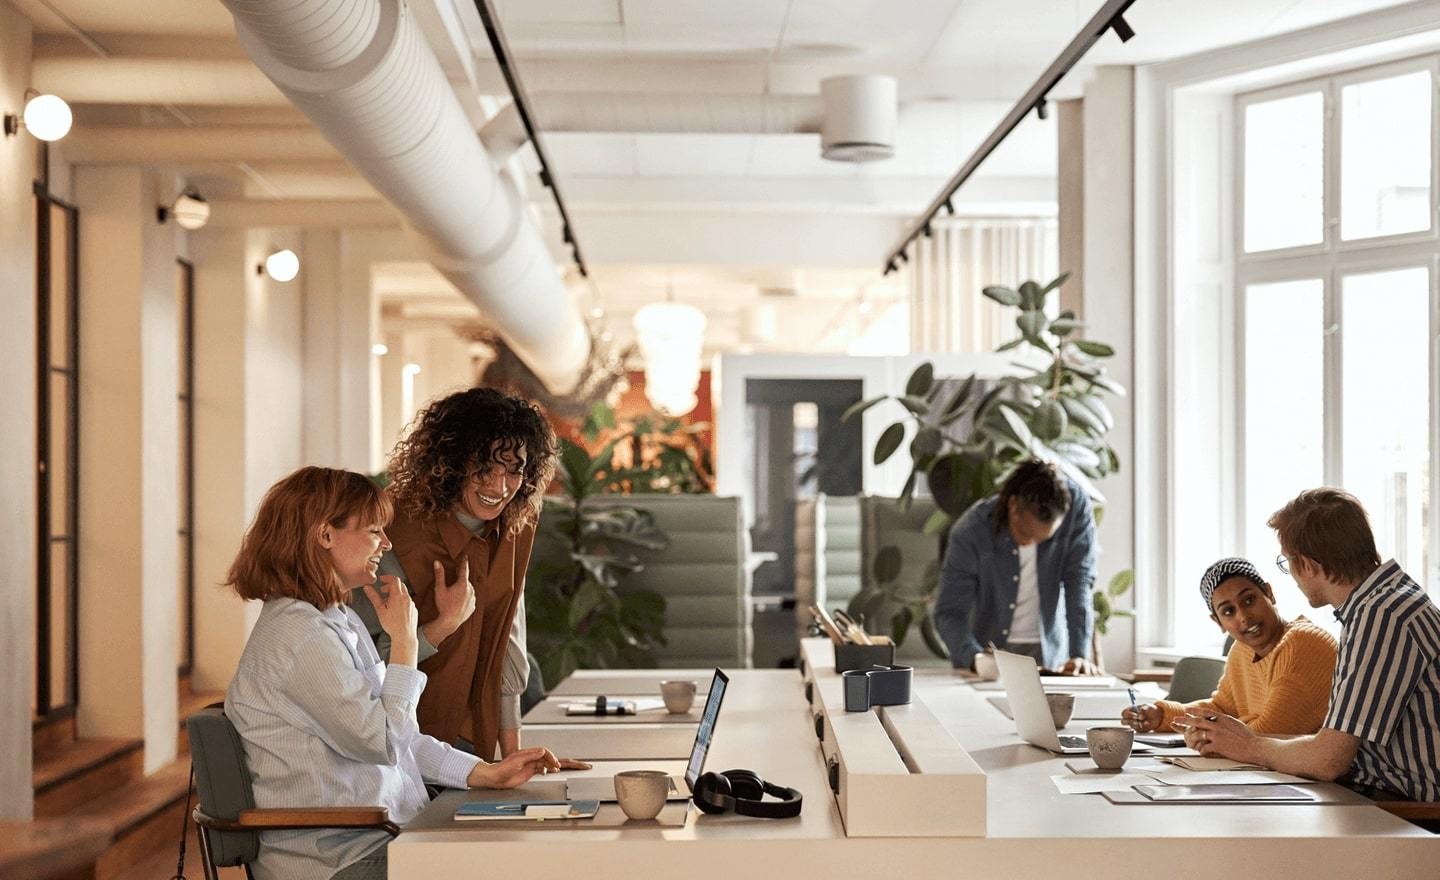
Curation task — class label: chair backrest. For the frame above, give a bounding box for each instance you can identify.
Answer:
[1166,656,1226,703]
[187,707,260,866]
[521,651,546,715]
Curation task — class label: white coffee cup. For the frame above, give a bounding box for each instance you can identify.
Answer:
[973,652,999,681]
[660,680,698,714]
[613,770,669,820]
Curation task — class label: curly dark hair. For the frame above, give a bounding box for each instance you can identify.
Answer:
[387,387,558,536]
[992,458,1071,533]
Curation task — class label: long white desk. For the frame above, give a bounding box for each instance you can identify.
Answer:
[390,662,1436,878]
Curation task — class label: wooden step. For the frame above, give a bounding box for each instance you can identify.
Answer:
[33,738,144,819]
[69,760,194,880]
[32,712,77,754]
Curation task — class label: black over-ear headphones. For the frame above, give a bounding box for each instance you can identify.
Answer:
[692,769,803,819]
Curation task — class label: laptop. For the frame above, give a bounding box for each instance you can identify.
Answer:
[994,650,1151,756]
[566,668,729,803]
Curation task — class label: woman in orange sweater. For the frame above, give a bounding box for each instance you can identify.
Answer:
[1123,557,1337,736]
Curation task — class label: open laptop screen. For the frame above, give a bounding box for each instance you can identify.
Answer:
[684,669,729,792]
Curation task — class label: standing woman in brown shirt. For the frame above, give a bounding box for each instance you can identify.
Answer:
[351,388,586,766]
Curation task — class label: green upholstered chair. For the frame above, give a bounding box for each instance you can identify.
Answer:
[1165,655,1227,703]
[186,707,399,880]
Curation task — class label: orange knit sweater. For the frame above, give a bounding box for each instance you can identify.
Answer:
[1154,616,1337,735]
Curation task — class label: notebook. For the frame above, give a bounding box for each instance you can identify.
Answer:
[455,799,601,820]
[1134,783,1319,803]
[565,668,729,803]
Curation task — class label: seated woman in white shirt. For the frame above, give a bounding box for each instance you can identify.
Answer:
[224,466,560,880]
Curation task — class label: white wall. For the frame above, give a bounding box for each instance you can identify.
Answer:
[303,228,379,472]
[0,0,36,819]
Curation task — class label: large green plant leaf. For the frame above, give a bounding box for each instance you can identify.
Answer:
[927,450,990,517]
[1107,569,1135,598]
[874,422,906,465]
[905,361,935,397]
[1040,272,1071,296]
[897,470,918,512]
[1073,339,1115,358]
[1090,373,1127,397]
[891,605,915,646]
[1032,399,1067,441]
[1060,396,1105,436]
[872,545,903,584]
[1018,280,1042,311]
[941,374,978,422]
[919,609,951,659]
[898,395,931,417]
[841,395,887,422]
[559,440,591,492]
[568,579,609,628]
[1079,394,1115,431]
[1049,317,1084,337]
[910,426,943,459]
[983,285,1023,307]
[1017,309,1048,343]
[922,509,953,536]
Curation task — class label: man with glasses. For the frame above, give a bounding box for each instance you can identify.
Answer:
[1183,488,1440,802]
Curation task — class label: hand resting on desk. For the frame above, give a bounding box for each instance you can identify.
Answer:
[467,747,562,789]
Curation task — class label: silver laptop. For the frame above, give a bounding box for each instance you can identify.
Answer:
[994,650,1150,756]
[566,668,729,802]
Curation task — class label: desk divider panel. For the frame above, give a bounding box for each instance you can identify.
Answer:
[801,638,986,837]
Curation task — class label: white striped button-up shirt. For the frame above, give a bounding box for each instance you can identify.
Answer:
[226,598,480,880]
[1325,560,1440,801]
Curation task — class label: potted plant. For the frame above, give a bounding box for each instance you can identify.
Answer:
[844,272,1132,662]
[525,437,670,685]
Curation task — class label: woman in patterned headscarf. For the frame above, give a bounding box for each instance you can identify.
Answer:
[1122,557,1337,741]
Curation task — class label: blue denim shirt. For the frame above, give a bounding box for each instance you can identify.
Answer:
[934,479,1097,670]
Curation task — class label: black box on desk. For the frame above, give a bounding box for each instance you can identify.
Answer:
[833,642,895,672]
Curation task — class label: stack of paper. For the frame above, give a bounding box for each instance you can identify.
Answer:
[1157,756,1265,772]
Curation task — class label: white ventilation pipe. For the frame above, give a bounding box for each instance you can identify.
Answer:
[480,76,896,166]
[219,0,588,393]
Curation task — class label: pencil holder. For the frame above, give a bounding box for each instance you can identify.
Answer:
[833,642,895,673]
[842,664,913,712]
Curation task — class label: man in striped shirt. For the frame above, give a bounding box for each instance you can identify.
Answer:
[1182,488,1440,802]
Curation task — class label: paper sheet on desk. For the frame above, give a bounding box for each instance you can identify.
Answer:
[1157,756,1265,771]
[1052,773,1163,794]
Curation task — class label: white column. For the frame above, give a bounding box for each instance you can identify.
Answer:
[0,0,37,819]
[302,229,378,472]
[1079,67,1136,672]
[73,166,180,771]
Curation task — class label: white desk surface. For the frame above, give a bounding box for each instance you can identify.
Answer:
[549,669,715,697]
[391,668,1436,879]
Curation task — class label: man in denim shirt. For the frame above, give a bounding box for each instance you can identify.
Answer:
[935,459,1099,675]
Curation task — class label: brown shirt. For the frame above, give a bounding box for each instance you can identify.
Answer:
[385,506,536,758]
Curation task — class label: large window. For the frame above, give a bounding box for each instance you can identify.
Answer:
[1233,56,1437,636]
[34,191,79,718]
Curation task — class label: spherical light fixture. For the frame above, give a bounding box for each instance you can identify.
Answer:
[4,91,72,141]
[371,343,389,356]
[262,249,300,282]
[157,191,210,230]
[402,362,422,376]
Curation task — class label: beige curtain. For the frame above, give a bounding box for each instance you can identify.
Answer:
[909,218,1059,353]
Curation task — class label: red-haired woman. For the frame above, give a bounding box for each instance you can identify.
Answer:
[225,466,558,880]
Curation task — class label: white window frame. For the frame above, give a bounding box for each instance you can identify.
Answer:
[1233,53,1440,600]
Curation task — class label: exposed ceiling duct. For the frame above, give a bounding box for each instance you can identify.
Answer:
[479,75,898,165]
[218,0,589,393]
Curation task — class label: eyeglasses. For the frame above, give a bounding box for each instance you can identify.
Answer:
[1276,553,1290,575]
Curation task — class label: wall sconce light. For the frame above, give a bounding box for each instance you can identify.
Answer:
[371,343,389,356]
[258,248,300,282]
[157,190,210,230]
[4,91,73,141]
[402,362,422,376]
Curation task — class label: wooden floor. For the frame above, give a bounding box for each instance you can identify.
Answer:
[110,818,244,880]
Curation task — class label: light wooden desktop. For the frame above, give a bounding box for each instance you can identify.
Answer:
[389,664,1435,879]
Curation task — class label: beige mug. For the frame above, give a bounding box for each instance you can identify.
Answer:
[660,679,698,714]
[1086,726,1135,770]
[614,770,669,820]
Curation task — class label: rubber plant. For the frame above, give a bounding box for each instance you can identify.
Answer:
[525,436,670,685]
[843,272,1133,661]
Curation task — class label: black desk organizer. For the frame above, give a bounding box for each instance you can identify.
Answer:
[842,664,913,712]
[833,642,895,673]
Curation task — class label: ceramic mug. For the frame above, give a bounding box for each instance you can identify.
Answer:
[660,680,698,714]
[614,770,670,820]
[1046,692,1075,729]
[1086,726,1135,770]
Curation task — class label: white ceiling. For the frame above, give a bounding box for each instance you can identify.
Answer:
[12,0,1425,358]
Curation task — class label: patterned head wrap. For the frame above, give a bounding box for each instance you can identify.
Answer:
[1199,557,1267,612]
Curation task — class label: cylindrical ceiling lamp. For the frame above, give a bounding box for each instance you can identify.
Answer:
[633,301,706,417]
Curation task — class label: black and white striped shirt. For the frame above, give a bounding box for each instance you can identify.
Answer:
[1324,560,1440,802]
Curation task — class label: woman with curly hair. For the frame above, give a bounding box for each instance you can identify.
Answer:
[351,387,584,765]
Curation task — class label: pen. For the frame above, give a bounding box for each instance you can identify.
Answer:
[1127,687,1139,728]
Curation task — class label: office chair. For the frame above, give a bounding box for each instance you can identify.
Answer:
[1165,656,1226,703]
[521,651,546,715]
[186,707,399,880]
